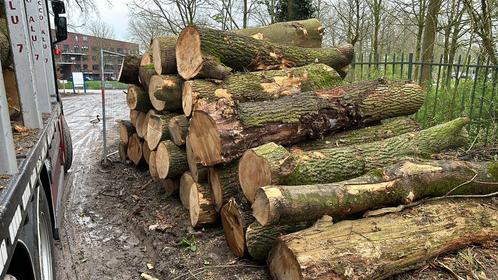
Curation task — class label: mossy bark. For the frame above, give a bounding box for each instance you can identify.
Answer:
[255,160,498,226]
[268,199,498,280]
[118,55,141,84]
[152,36,177,74]
[151,75,183,112]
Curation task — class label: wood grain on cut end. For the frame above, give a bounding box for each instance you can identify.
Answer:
[149,151,159,178]
[159,178,180,197]
[189,182,217,228]
[119,120,135,145]
[142,109,157,141]
[148,75,166,111]
[127,133,143,166]
[156,140,171,179]
[188,111,222,166]
[135,111,147,138]
[151,36,177,75]
[239,150,273,203]
[180,171,195,209]
[147,113,174,150]
[268,241,301,280]
[142,140,152,165]
[220,198,248,257]
[130,110,139,127]
[168,115,189,146]
[176,26,203,80]
[182,81,194,117]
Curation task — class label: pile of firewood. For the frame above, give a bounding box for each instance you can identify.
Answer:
[117,19,498,280]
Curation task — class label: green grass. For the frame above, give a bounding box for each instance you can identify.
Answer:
[58,80,128,90]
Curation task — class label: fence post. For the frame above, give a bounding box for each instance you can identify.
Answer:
[407,53,414,81]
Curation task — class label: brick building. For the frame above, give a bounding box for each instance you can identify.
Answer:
[53,31,140,81]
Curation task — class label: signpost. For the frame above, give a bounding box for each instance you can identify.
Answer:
[71,72,85,94]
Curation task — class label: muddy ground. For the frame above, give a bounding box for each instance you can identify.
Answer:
[56,91,497,280]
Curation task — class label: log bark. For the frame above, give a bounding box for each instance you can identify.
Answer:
[149,151,159,178]
[142,140,152,165]
[147,113,176,150]
[220,197,254,257]
[118,55,141,84]
[127,84,151,112]
[180,171,195,209]
[268,199,498,280]
[209,161,240,212]
[118,142,128,163]
[176,26,354,80]
[239,117,469,202]
[118,120,135,145]
[182,63,342,116]
[130,110,140,127]
[135,111,147,139]
[139,52,156,89]
[168,115,189,146]
[234,18,323,48]
[151,36,177,75]
[127,134,144,165]
[189,79,424,166]
[189,182,217,228]
[149,75,183,111]
[156,140,188,179]
[253,159,498,226]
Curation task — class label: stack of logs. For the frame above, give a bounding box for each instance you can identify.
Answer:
[117,19,498,280]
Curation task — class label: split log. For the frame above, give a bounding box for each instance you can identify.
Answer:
[189,182,217,228]
[159,178,180,197]
[209,161,241,212]
[135,111,147,138]
[156,140,188,179]
[239,117,469,202]
[268,199,498,280]
[118,120,135,145]
[127,84,151,112]
[130,110,140,127]
[189,79,425,166]
[220,197,254,257]
[142,140,152,164]
[118,55,140,84]
[149,151,159,178]
[176,26,354,80]
[234,18,323,48]
[147,113,175,150]
[151,36,177,75]
[118,142,127,162]
[168,115,189,146]
[253,159,498,226]
[127,134,143,165]
[182,63,342,116]
[180,171,195,209]
[139,52,155,89]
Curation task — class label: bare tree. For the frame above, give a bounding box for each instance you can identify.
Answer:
[128,16,171,51]
[420,0,442,85]
[463,0,497,64]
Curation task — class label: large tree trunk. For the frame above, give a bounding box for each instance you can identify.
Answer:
[147,113,176,150]
[182,63,342,116]
[180,171,195,209]
[168,115,189,146]
[176,26,354,80]
[151,36,177,75]
[420,0,442,85]
[189,182,217,228]
[139,52,156,89]
[155,140,188,179]
[239,118,469,202]
[189,79,424,166]
[220,197,254,257]
[208,161,240,212]
[234,18,324,48]
[149,75,183,112]
[253,159,498,226]
[127,134,144,166]
[118,120,135,145]
[118,55,141,84]
[268,199,498,280]
[127,84,151,112]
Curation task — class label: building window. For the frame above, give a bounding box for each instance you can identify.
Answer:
[92,64,99,71]
[83,64,88,70]
[74,45,79,53]
[92,56,97,61]
[117,48,123,53]
[92,47,99,52]
[82,56,88,61]
[83,36,88,41]
[63,44,69,52]
[75,35,78,41]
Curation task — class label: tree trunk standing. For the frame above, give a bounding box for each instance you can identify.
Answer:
[420,0,442,86]
[239,118,469,202]
[118,55,140,84]
[151,36,177,75]
[414,0,428,82]
[189,182,217,228]
[463,0,498,65]
[208,161,241,212]
[156,140,188,179]
[176,26,354,80]
[182,64,343,116]
[268,199,498,280]
[253,160,498,226]
[149,75,183,112]
[118,120,135,145]
[369,0,382,66]
[189,79,424,166]
[242,0,248,28]
[220,197,254,257]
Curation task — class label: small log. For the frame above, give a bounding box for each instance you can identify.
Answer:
[156,140,188,179]
[142,109,157,141]
[142,140,152,165]
[186,136,205,182]
[130,110,140,127]
[139,51,155,89]
[151,36,177,75]
[182,63,342,116]
[168,115,189,146]
[176,26,354,80]
[127,84,151,112]
[158,178,180,197]
[253,160,498,226]
[268,199,498,280]
[189,79,424,166]
[150,75,183,112]
[118,142,128,162]
[239,117,469,202]
[209,161,241,212]
[135,111,147,138]
[147,113,175,150]
[220,197,254,257]
[127,134,143,165]
[118,120,135,145]
[180,171,195,209]
[189,182,217,228]
[149,151,159,178]
[234,18,323,48]
[118,55,141,84]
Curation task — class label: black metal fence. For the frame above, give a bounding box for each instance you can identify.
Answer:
[350,53,498,147]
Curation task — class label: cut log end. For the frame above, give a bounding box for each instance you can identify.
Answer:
[208,168,224,211]
[189,111,222,166]
[156,141,171,179]
[220,199,247,257]
[180,171,195,209]
[149,151,158,178]
[135,112,147,138]
[147,113,168,150]
[182,81,194,117]
[176,26,203,80]
[189,182,217,228]
[239,150,272,203]
[252,189,272,226]
[268,241,301,280]
[160,178,179,196]
[127,134,143,165]
[151,38,163,75]
[148,75,166,111]
[168,115,189,146]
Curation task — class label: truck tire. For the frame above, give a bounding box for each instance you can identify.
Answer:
[37,188,56,280]
[62,118,73,172]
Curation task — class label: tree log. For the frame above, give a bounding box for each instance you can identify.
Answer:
[127,134,143,165]
[189,79,424,166]
[220,197,254,257]
[118,120,135,145]
[268,199,498,280]
[151,36,177,75]
[149,151,159,178]
[234,18,323,48]
[180,171,195,209]
[156,140,188,179]
[189,182,217,228]
[139,52,156,89]
[147,113,176,150]
[209,162,242,212]
[176,26,354,80]
[186,136,205,182]
[127,84,151,112]
[142,140,152,164]
[158,178,180,197]
[253,160,498,226]
[118,142,127,163]
[239,117,469,202]
[182,63,342,116]
[168,115,189,146]
[142,109,157,141]
[118,55,140,84]
[135,111,147,138]
[130,110,140,127]
[149,75,183,111]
